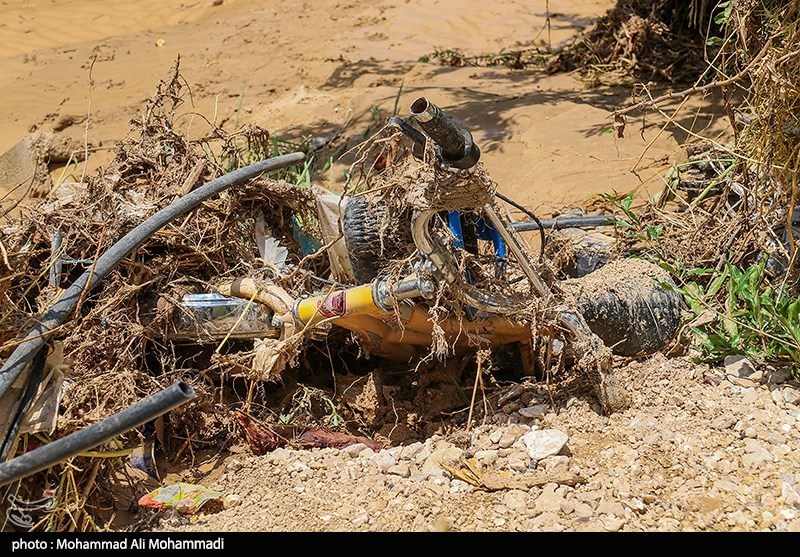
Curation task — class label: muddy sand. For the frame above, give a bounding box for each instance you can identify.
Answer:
[0,0,729,214]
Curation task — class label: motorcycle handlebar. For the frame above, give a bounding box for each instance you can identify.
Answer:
[409,97,480,169]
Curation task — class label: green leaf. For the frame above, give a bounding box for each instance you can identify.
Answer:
[714,1,732,26]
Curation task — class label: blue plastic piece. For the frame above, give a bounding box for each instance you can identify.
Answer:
[292,215,321,256]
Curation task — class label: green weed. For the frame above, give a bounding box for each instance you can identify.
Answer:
[662,258,800,374]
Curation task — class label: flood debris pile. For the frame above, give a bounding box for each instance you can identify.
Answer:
[559,0,719,84]
[599,1,800,374]
[0,68,327,529]
[0,62,687,530]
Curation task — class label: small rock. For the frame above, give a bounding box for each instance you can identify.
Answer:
[729,375,758,388]
[352,514,368,527]
[387,463,411,478]
[711,414,737,430]
[789,519,800,532]
[782,482,800,507]
[449,479,473,494]
[602,516,624,532]
[421,447,464,476]
[497,384,525,406]
[535,483,564,514]
[624,498,646,513]
[0,132,85,199]
[629,412,659,429]
[226,458,242,471]
[294,485,305,494]
[506,450,531,472]
[741,388,760,404]
[714,479,737,493]
[519,404,548,419]
[759,431,787,445]
[474,450,499,467]
[784,388,800,406]
[271,448,290,462]
[574,502,593,518]
[725,355,758,379]
[502,490,528,510]
[489,430,503,444]
[342,443,367,458]
[542,455,570,474]
[532,512,560,529]
[371,450,397,473]
[766,369,791,385]
[498,424,529,449]
[359,447,376,459]
[560,499,576,514]
[742,439,773,469]
[399,442,424,460]
[521,429,569,460]
[597,499,626,517]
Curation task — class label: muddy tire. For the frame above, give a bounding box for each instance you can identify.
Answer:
[343,196,411,283]
[563,259,683,357]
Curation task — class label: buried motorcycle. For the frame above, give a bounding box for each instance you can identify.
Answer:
[182,97,684,414]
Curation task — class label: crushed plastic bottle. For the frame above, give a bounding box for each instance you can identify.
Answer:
[170,293,277,342]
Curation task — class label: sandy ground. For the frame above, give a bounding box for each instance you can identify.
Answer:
[0,0,729,215]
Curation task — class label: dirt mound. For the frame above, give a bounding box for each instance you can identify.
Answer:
[559,0,717,84]
[159,354,800,532]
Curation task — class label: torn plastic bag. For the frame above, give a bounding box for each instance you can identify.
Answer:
[312,184,356,284]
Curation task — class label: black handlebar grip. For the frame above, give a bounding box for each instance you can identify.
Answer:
[409,97,480,169]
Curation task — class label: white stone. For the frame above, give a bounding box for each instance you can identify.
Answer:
[521,429,569,460]
[535,483,563,514]
[603,517,624,532]
[725,355,758,378]
[371,450,397,473]
[784,389,800,406]
[387,463,411,478]
[519,404,548,419]
[502,490,528,510]
[782,482,800,507]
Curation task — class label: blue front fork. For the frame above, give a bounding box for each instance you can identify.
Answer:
[447,210,507,277]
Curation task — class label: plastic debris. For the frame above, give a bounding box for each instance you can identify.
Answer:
[138,483,226,515]
[126,440,159,481]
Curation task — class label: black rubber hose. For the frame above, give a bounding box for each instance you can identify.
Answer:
[509,215,618,231]
[0,152,305,403]
[0,382,195,486]
[0,348,47,460]
[494,191,546,257]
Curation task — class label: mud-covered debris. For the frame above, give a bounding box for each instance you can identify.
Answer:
[233,410,383,455]
[0,132,86,199]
